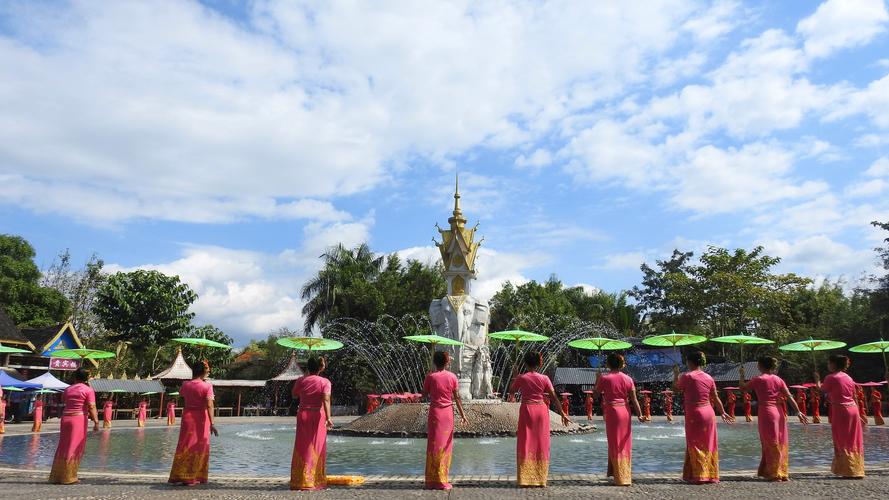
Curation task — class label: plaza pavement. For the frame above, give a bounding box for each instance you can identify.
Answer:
[1,415,888,499]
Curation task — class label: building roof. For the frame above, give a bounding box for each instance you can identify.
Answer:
[90,379,165,394]
[0,307,34,348]
[270,352,304,381]
[553,367,598,386]
[153,349,193,380]
[21,324,63,351]
[209,379,267,388]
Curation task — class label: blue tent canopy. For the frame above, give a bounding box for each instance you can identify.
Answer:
[0,371,41,389]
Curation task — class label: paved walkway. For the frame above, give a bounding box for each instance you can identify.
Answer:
[1,466,889,499]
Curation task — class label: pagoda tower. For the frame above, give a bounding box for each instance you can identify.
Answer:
[430,175,493,400]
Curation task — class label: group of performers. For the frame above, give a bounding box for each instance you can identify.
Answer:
[39,350,887,489]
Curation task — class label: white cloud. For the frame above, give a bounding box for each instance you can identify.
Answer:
[595,252,648,271]
[760,235,874,281]
[682,0,742,41]
[846,179,888,197]
[0,0,708,223]
[865,157,889,177]
[515,149,553,169]
[562,119,664,188]
[797,0,889,59]
[673,143,828,214]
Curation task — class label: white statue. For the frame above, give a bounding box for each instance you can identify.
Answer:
[429,296,493,400]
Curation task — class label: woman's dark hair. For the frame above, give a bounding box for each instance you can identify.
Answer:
[758,356,778,372]
[828,354,850,371]
[73,368,90,383]
[307,355,324,374]
[686,351,706,368]
[192,360,209,378]
[432,351,449,369]
[606,353,625,370]
[523,350,542,369]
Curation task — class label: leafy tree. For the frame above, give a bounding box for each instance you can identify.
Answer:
[301,243,384,331]
[93,270,197,374]
[870,220,889,328]
[0,234,70,327]
[40,249,106,339]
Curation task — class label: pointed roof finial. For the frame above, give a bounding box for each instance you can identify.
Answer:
[453,173,461,216]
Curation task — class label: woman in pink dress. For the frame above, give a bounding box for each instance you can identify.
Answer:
[672,351,733,484]
[423,351,469,490]
[511,350,571,487]
[168,361,218,486]
[815,355,865,478]
[0,387,5,434]
[167,399,176,425]
[593,353,644,486]
[739,356,808,481]
[137,398,148,427]
[49,368,100,484]
[102,398,113,429]
[31,396,44,432]
[290,355,333,490]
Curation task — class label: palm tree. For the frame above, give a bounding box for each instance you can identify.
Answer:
[300,243,384,332]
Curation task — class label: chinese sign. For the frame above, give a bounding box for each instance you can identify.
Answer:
[49,357,81,371]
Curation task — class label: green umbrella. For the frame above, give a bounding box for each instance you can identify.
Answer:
[33,389,59,394]
[403,334,464,347]
[0,343,31,354]
[849,338,889,371]
[779,337,846,370]
[641,331,708,348]
[276,337,344,351]
[50,348,116,360]
[490,330,549,397]
[172,337,232,350]
[140,391,159,395]
[642,331,707,366]
[709,334,774,362]
[489,330,550,343]
[404,334,464,368]
[568,337,633,369]
[168,391,180,396]
[568,337,633,351]
[2,386,24,392]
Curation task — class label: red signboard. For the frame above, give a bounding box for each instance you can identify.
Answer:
[49,357,81,371]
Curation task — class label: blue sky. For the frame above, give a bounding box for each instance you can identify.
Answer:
[2,1,889,344]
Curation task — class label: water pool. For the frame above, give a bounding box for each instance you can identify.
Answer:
[1,422,887,476]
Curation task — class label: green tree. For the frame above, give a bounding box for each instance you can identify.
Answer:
[93,270,197,374]
[40,249,106,340]
[0,234,70,327]
[300,243,384,331]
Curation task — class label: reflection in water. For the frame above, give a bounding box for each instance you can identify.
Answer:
[0,422,887,476]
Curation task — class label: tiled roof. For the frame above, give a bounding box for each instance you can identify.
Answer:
[270,352,304,381]
[153,349,193,380]
[0,307,31,346]
[90,379,165,393]
[20,324,63,351]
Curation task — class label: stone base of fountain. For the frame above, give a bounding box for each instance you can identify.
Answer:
[336,401,596,438]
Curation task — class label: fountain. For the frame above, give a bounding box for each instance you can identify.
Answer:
[337,178,603,437]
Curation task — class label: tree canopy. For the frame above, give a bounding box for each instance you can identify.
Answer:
[0,234,70,327]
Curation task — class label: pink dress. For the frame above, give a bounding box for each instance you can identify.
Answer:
[748,374,790,480]
[290,374,332,490]
[423,370,459,489]
[595,371,635,485]
[511,371,554,487]
[677,370,719,483]
[137,402,147,427]
[168,378,214,485]
[167,401,176,425]
[49,382,96,484]
[32,399,44,432]
[102,400,113,428]
[821,372,865,477]
[0,388,5,434]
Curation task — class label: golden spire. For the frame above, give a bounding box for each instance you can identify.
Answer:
[448,173,466,227]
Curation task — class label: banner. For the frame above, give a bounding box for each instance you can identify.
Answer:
[49,357,81,371]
